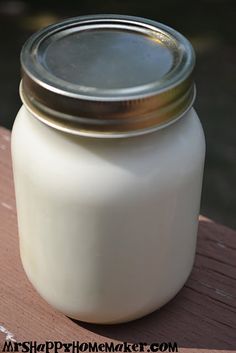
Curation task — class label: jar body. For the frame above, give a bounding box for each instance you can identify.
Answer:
[12,106,205,324]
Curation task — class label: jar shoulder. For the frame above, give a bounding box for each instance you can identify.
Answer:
[12,106,205,198]
[12,106,205,155]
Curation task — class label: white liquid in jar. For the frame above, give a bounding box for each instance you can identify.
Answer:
[12,106,205,323]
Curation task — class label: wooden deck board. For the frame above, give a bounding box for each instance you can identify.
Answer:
[0,127,236,352]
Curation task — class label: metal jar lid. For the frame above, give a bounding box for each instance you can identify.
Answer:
[20,14,196,138]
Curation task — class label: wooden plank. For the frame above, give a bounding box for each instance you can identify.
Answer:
[0,127,236,352]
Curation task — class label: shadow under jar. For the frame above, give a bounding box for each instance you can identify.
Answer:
[11,15,205,324]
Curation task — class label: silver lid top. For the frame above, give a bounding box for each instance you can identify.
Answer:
[20,14,196,137]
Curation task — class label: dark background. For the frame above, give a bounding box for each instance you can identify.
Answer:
[0,0,235,228]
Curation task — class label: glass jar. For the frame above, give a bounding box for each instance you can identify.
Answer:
[11,15,205,324]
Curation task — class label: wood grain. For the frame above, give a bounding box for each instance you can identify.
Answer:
[0,127,236,352]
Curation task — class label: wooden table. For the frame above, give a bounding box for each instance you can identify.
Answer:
[0,127,235,352]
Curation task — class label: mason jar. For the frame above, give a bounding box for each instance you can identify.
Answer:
[11,15,205,324]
